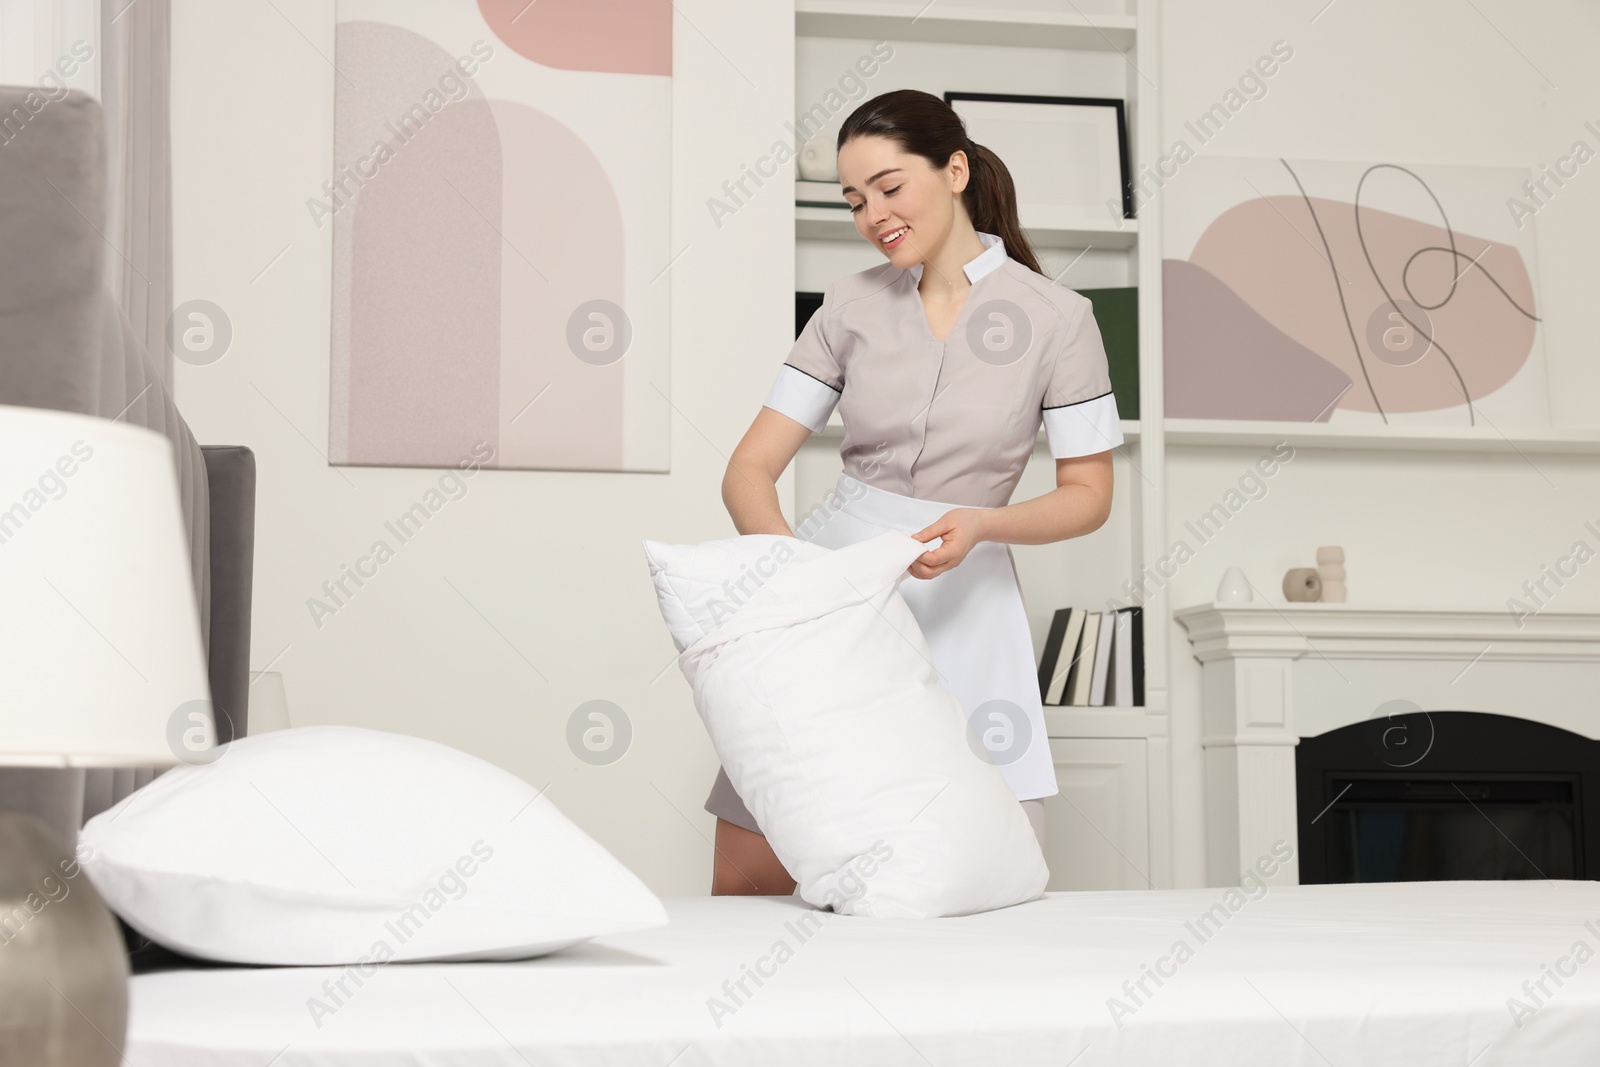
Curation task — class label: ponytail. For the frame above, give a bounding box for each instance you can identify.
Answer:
[959,139,1042,275]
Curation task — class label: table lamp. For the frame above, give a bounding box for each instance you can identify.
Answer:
[0,403,214,1067]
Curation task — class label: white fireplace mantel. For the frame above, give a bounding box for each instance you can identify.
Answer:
[1173,601,1600,888]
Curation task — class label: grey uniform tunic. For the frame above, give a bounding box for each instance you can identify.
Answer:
[704,231,1124,835]
[764,230,1124,500]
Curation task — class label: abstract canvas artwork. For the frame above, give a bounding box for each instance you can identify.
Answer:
[329,1,672,471]
[1163,156,1548,428]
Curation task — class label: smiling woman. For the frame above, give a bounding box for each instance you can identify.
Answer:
[709,88,1126,894]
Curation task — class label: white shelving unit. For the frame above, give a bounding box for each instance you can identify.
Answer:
[1164,418,1600,454]
[792,0,1171,892]
[797,181,1140,250]
[796,2,1137,52]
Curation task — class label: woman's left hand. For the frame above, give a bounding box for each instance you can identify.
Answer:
[907,509,989,579]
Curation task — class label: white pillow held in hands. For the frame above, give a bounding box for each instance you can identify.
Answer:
[644,532,832,652]
[642,529,1048,918]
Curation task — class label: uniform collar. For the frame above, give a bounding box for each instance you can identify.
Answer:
[908,230,1006,286]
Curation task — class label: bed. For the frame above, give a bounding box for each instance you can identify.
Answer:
[125,880,1600,1065]
[7,88,1600,1067]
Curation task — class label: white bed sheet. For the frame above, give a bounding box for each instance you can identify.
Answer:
[128,879,1600,1066]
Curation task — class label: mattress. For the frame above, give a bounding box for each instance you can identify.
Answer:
[127,879,1600,1065]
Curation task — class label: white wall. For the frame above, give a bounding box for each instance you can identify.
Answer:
[1155,0,1600,885]
[171,0,1600,894]
[170,0,796,894]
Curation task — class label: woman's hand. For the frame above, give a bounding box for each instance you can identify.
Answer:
[907,509,990,579]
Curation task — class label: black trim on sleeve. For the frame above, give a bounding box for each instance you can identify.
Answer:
[782,362,843,394]
[1042,388,1113,411]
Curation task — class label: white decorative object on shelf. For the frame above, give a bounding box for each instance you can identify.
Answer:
[797,134,837,181]
[1217,566,1252,602]
[1317,546,1347,602]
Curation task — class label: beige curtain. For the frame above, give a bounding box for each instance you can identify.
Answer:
[99,0,174,385]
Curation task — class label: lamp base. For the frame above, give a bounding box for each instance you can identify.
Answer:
[0,811,129,1066]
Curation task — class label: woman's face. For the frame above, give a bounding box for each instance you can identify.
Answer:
[838,135,965,269]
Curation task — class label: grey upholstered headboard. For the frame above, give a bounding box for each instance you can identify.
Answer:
[0,88,256,841]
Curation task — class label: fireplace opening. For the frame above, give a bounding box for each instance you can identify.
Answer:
[1296,711,1600,883]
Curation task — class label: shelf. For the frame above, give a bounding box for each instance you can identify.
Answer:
[798,205,1137,250]
[1163,418,1600,455]
[1045,705,1164,739]
[1173,601,1600,660]
[796,179,847,207]
[796,0,1137,52]
[807,413,1597,457]
[818,414,1140,447]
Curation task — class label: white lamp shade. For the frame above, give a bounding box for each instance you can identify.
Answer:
[0,404,213,767]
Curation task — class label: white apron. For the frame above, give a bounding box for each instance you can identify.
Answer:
[794,472,1059,802]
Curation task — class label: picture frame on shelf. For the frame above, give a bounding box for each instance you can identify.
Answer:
[944,91,1134,220]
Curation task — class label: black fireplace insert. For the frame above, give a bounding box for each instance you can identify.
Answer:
[1296,710,1600,883]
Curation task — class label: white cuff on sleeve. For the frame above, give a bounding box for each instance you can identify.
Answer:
[1043,391,1123,457]
[763,363,841,433]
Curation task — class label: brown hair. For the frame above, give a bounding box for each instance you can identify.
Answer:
[837,88,1043,276]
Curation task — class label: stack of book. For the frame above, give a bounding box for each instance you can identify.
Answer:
[1037,606,1144,707]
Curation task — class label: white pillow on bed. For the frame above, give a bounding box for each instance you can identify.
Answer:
[78,724,667,965]
[642,529,1049,919]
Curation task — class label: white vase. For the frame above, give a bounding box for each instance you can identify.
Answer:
[1217,566,1253,602]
